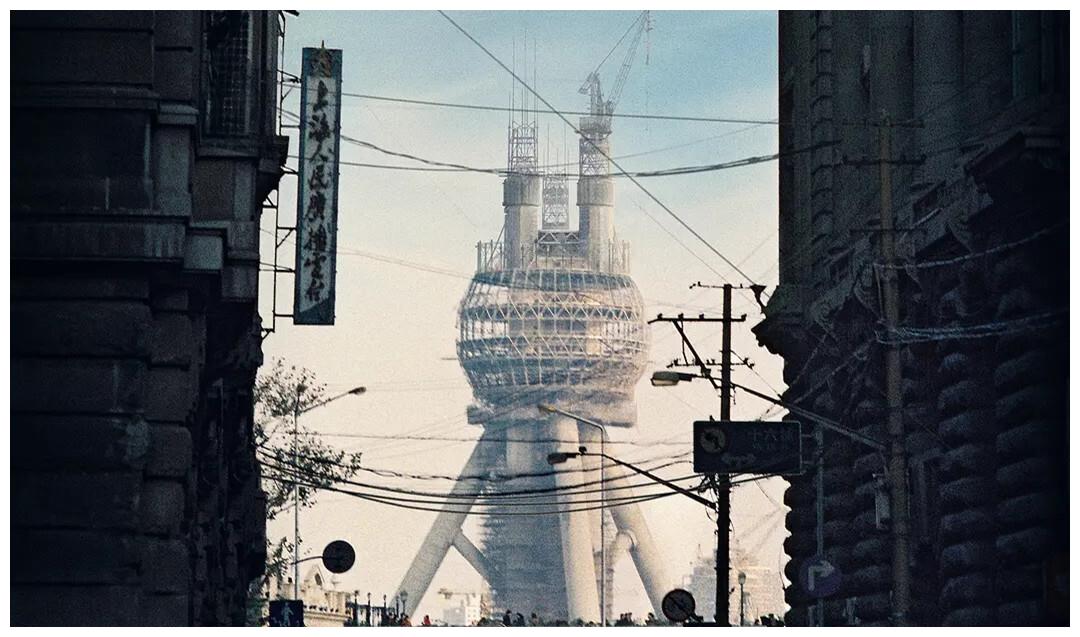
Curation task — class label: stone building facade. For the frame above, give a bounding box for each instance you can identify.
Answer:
[755,11,1068,626]
[11,11,288,625]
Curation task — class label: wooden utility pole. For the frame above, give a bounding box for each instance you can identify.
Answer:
[715,283,735,626]
[650,284,748,626]
[879,111,912,625]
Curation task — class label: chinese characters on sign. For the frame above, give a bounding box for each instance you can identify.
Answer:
[294,47,342,325]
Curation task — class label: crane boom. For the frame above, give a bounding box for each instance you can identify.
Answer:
[607,11,649,116]
[579,11,650,120]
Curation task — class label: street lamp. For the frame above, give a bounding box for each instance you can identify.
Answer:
[301,386,367,415]
[538,403,608,626]
[292,384,367,599]
[737,571,746,626]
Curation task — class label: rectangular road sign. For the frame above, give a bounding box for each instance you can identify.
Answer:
[269,599,304,627]
[693,420,803,475]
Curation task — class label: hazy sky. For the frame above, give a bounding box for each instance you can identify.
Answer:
[261,10,786,620]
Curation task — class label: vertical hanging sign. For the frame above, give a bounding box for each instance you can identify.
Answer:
[294,46,343,325]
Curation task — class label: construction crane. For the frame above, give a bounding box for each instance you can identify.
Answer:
[579,11,651,129]
[578,11,651,177]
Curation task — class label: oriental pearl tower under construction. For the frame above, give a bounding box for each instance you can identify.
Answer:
[395,13,672,623]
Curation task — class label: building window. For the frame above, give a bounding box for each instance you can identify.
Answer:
[12,109,152,209]
[203,10,254,136]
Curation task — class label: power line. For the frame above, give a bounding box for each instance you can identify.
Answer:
[628,199,728,282]
[327,147,812,178]
[262,438,691,484]
[872,222,1065,270]
[359,375,651,458]
[878,309,1068,345]
[329,90,782,126]
[280,112,830,179]
[264,459,782,517]
[259,227,473,281]
[259,453,702,504]
[301,107,766,171]
[356,96,485,230]
[262,470,684,517]
[303,431,686,446]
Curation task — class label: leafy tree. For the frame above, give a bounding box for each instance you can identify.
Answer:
[246,358,365,624]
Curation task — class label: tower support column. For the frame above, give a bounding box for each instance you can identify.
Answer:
[395,433,493,616]
[547,415,602,624]
[606,460,673,619]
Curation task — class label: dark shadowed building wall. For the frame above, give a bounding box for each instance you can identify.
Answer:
[10,10,288,626]
[755,10,1067,627]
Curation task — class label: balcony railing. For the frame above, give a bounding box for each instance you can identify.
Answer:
[475,236,630,275]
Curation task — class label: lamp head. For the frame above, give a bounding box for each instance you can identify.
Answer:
[546,451,578,465]
[650,370,696,386]
[537,403,556,414]
[349,386,367,395]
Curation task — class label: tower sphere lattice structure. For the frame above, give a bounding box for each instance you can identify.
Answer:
[457,267,648,419]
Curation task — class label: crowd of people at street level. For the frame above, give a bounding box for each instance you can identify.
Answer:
[365,605,784,627]
[468,609,669,627]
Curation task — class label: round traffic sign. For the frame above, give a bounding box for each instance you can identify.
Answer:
[322,540,356,574]
[661,588,697,623]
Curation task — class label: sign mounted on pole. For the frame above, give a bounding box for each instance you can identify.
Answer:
[322,539,356,574]
[294,46,343,325]
[693,420,803,475]
[661,588,699,624]
[799,555,842,598]
[268,599,305,627]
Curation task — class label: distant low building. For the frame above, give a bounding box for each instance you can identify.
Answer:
[682,549,718,622]
[682,547,786,625]
[441,591,484,626]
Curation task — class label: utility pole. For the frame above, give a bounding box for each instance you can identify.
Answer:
[715,283,735,626]
[839,111,920,627]
[649,283,749,626]
[878,111,912,625]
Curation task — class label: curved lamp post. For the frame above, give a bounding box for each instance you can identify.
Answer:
[292,384,367,598]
